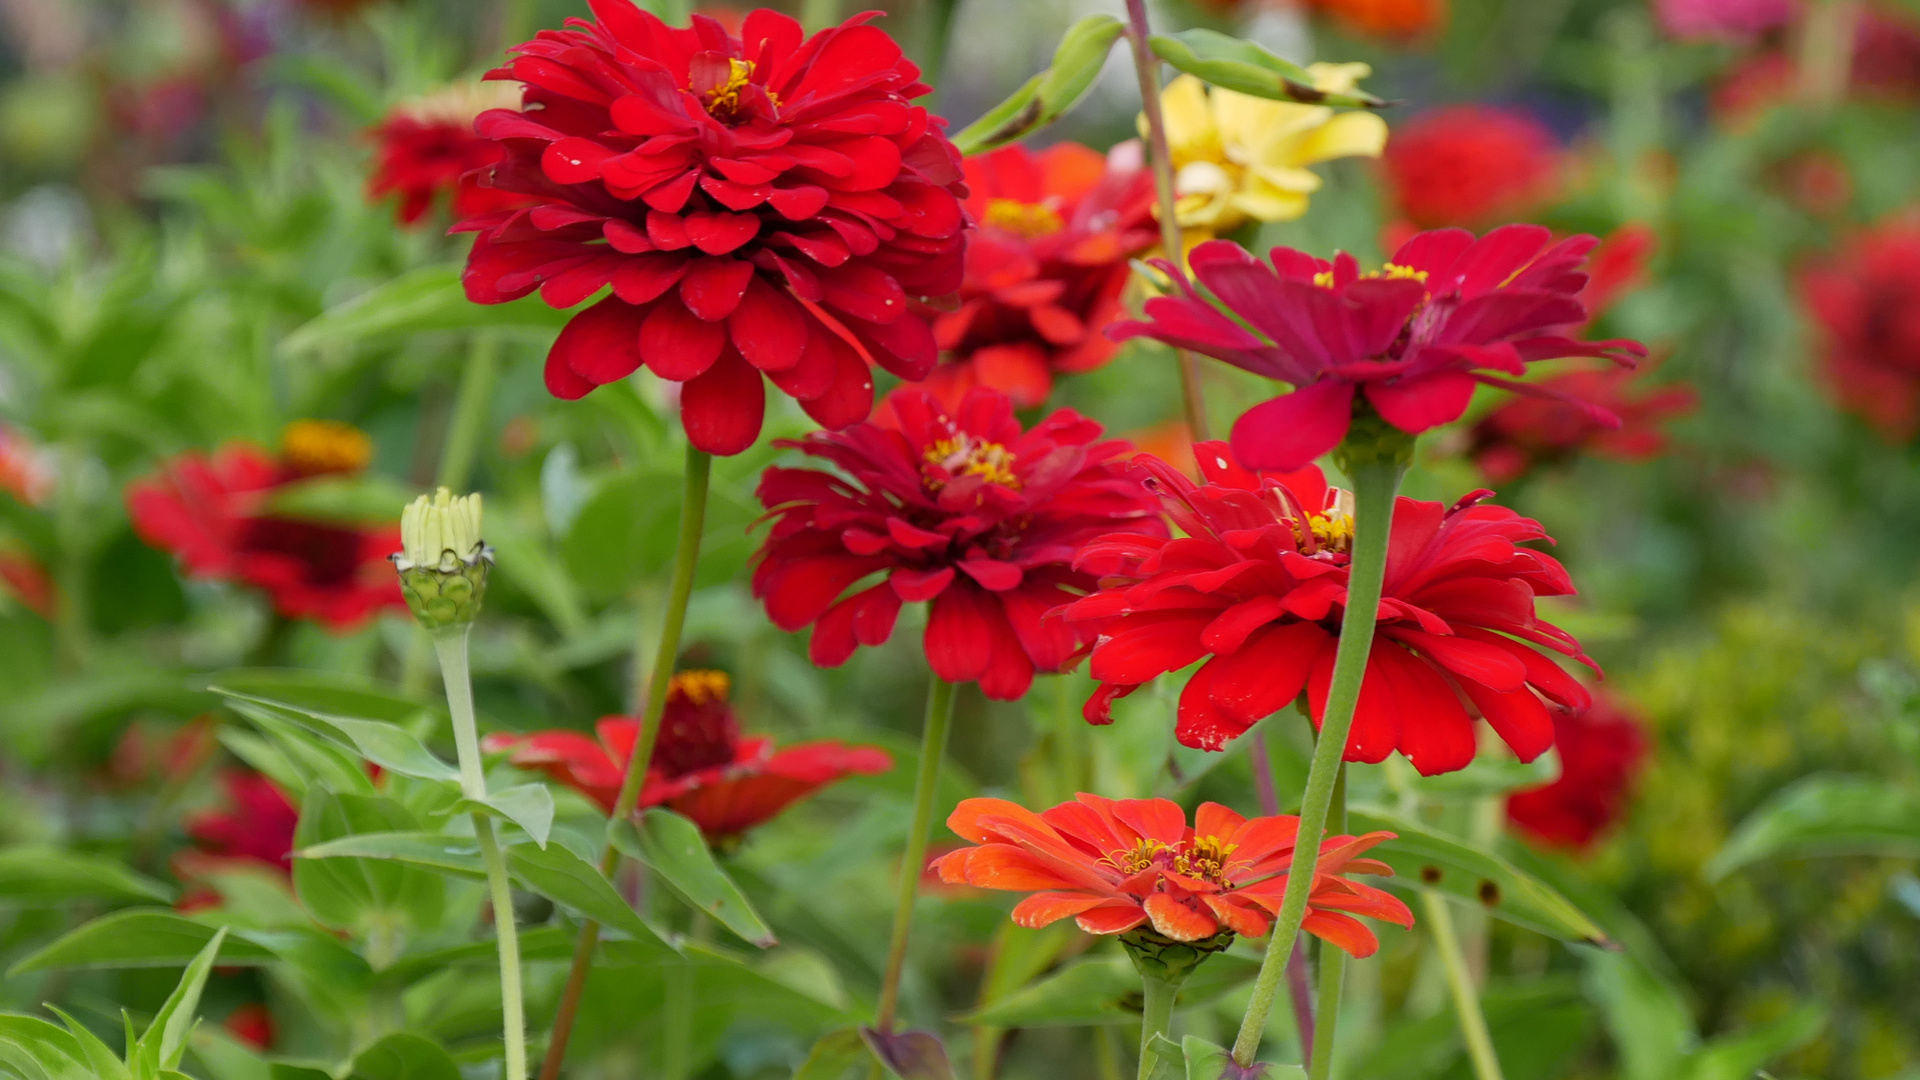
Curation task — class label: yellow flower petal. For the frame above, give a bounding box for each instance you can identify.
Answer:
[1231,188,1310,224]
[1154,75,1218,162]
[1290,111,1389,166]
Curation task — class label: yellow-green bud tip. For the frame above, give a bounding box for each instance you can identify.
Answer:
[397,487,485,572]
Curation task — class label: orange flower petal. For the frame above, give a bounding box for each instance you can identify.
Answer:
[1012,891,1111,929]
[1077,902,1150,935]
[948,797,1044,844]
[1303,909,1381,958]
[1194,801,1245,844]
[1145,890,1220,941]
[931,848,974,884]
[1203,893,1270,937]
[958,843,1098,891]
[1114,797,1189,845]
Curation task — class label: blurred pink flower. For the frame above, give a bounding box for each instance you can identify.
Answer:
[1655,0,1797,41]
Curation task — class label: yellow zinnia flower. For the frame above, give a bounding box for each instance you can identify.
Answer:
[1146,65,1389,235]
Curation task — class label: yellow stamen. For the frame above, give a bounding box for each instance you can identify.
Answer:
[925,433,1022,490]
[1373,263,1429,283]
[1307,509,1355,553]
[982,198,1065,239]
[704,58,757,118]
[1173,835,1240,884]
[282,419,371,476]
[1106,838,1166,875]
[1312,270,1335,288]
[668,669,731,706]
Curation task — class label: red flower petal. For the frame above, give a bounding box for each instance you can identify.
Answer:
[679,347,765,455]
[640,300,727,380]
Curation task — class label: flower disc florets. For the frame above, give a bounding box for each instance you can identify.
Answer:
[394,488,493,629]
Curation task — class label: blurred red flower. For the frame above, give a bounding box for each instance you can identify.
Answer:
[1712,11,1920,125]
[487,670,891,841]
[126,421,404,630]
[224,1003,277,1051]
[185,771,299,873]
[1382,106,1561,231]
[752,386,1164,699]
[1111,226,1648,471]
[457,6,968,456]
[1306,0,1446,39]
[368,82,530,225]
[1800,216,1920,440]
[1654,0,1796,41]
[1468,366,1697,484]
[0,425,54,507]
[933,794,1412,954]
[1507,693,1650,851]
[0,551,54,619]
[1064,444,1594,774]
[924,142,1154,409]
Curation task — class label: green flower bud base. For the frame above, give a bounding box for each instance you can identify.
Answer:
[398,557,491,630]
[1332,400,1416,474]
[1120,926,1236,988]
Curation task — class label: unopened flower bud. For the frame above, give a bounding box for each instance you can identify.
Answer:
[1118,925,1235,987]
[393,488,492,630]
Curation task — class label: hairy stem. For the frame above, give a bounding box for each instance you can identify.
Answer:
[1306,766,1348,1080]
[539,445,712,1080]
[1252,729,1317,1060]
[1137,973,1178,1080]
[1231,461,1404,1066]
[433,630,527,1080]
[875,676,957,1032]
[1425,891,1506,1080]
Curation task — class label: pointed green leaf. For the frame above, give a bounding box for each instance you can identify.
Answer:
[1685,1004,1824,1080]
[297,831,486,879]
[505,841,671,948]
[1707,774,1920,880]
[348,1033,462,1080]
[218,693,459,784]
[456,784,554,848]
[47,1009,130,1080]
[232,709,376,797]
[0,846,173,905]
[608,812,775,947]
[1350,806,1610,945]
[793,1027,872,1080]
[1147,30,1390,107]
[0,1014,90,1080]
[279,264,570,355]
[950,15,1125,154]
[136,927,226,1072]
[8,910,275,974]
[291,792,446,949]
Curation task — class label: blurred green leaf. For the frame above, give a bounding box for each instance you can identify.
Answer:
[134,928,225,1074]
[348,1033,461,1080]
[608,812,775,948]
[1706,774,1920,880]
[955,952,1258,1027]
[1685,1005,1823,1080]
[0,846,173,904]
[1356,979,1589,1080]
[0,1015,92,1080]
[1147,30,1389,107]
[280,266,569,356]
[1172,1033,1302,1080]
[859,1028,955,1080]
[218,692,459,784]
[9,910,275,973]
[292,790,445,951]
[263,474,418,527]
[1581,949,1696,1080]
[297,830,485,879]
[455,784,555,848]
[794,1028,872,1080]
[951,15,1126,154]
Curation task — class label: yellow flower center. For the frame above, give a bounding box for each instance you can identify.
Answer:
[925,434,1021,490]
[982,198,1065,239]
[1173,835,1239,885]
[1107,838,1166,875]
[281,419,371,477]
[704,58,759,119]
[1312,263,1430,290]
[1307,509,1354,553]
[668,669,731,706]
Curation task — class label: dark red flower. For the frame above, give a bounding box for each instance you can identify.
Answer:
[457,6,968,456]
[0,551,54,619]
[751,386,1164,699]
[923,142,1154,409]
[1306,0,1446,38]
[1468,365,1696,484]
[1507,693,1650,851]
[185,771,299,873]
[1800,215,1920,440]
[1063,443,1595,774]
[1578,223,1658,323]
[224,1004,277,1050]
[368,83,531,225]
[1382,106,1561,231]
[485,670,892,840]
[1110,226,1649,471]
[126,421,404,630]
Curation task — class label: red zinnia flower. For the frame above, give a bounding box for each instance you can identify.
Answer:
[1507,693,1650,851]
[1306,0,1446,39]
[1064,443,1595,774]
[1382,106,1561,231]
[485,670,892,841]
[457,6,968,456]
[751,386,1164,699]
[1468,365,1697,484]
[924,142,1154,409]
[1110,226,1649,471]
[126,421,405,630]
[0,425,53,507]
[932,795,1412,954]
[1800,215,1920,440]
[224,1004,277,1051]
[368,81,531,226]
[185,770,299,873]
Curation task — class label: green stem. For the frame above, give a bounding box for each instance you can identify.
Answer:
[1137,973,1178,1080]
[432,629,527,1080]
[1424,891,1505,1080]
[875,677,957,1032]
[1231,461,1403,1067]
[1306,766,1348,1080]
[663,956,694,1080]
[1797,0,1860,108]
[1096,1027,1124,1080]
[538,445,711,1080]
[1250,729,1317,1060]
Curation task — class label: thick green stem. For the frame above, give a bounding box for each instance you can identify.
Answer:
[1231,461,1403,1066]
[539,445,712,1080]
[432,630,527,1080]
[1136,974,1178,1080]
[1306,766,1348,1080]
[875,677,957,1032]
[1424,891,1505,1080]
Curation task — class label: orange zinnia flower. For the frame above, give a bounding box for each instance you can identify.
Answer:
[933,795,1412,957]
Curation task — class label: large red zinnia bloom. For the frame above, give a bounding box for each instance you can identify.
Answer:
[751,386,1164,700]
[1064,443,1595,774]
[126,422,405,630]
[1382,106,1561,232]
[1507,693,1650,851]
[1110,226,1650,471]
[485,670,892,841]
[185,770,300,873]
[1468,365,1697,484]
[924,142,1154,409]
[1800,216,1920,440]
[457,6,968,456]
[932,794,1413,955]
[368,82,531,226]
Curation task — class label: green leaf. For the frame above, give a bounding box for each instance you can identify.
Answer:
[1706,774,1920,880]
[1685,1005,1824,1080]
[45,1009,130,1080]
[297,831,485,879]
[793,1028,873,1080]
[950,14,1125,154]
[135,928,226,1073]
[955,953,1258,1027]
[261,475,418,528]
[8,910,276,974]
[291,791,446,950]
[211,671,432,725]
[0,1015,90,1080]
[455,784,554,849]
[1355,979,1589,1080]
[1147,30,1390,107]
[348,1033,462,1080]
[1581,950,1693,1080]
[505,841,671,949]
[0,846,173,904]
[1349,806,1610,945]
[279,265,569,355]
[1173,1034,1303,1080]
[608,812,775,947]
[218,693,460,784]
[225,711,375,798]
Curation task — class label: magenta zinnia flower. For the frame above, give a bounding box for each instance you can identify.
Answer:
[1110,226,1649,470]
[457,6,968,455]
[752,386,1164,699]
